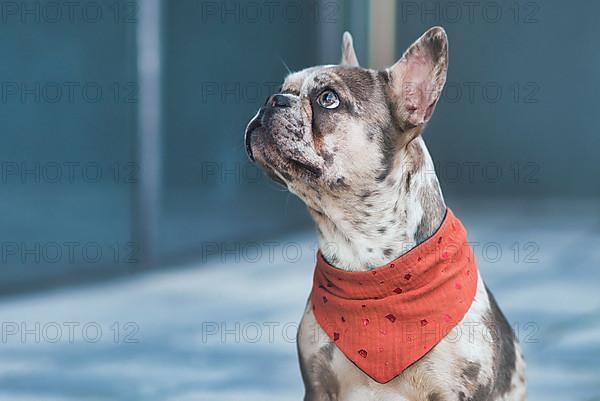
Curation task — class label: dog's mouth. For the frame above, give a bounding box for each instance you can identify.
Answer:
[246,116,323,185]
[288,158,323,177]
[244,117,262,162]
[255,144,323,188]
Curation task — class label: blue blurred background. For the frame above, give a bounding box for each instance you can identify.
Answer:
[0,0,599,400]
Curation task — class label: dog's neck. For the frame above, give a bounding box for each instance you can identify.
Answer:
[309,137,446,272]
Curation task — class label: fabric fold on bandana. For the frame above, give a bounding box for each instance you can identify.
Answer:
[310,208,478,383]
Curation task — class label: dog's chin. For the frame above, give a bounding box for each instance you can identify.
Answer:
[250,136,323,188]
[255,156,288,187]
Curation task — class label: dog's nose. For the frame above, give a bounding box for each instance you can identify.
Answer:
[267,94,291,108]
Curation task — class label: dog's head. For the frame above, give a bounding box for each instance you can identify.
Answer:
[245,27,448,211]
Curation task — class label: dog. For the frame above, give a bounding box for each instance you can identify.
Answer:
[245,27,527,401]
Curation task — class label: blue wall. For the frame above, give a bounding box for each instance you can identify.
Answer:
[396,0,600,197]
[0,0,598,292]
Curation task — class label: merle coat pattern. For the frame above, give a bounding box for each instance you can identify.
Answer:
[245,27,527,401]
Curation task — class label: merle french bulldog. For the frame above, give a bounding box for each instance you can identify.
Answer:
[245,27,526,401]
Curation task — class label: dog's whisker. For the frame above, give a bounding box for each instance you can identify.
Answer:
[278,56,292,75]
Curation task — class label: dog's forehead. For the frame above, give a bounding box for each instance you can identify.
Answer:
[282,65,377,100]
[281,65,333,93]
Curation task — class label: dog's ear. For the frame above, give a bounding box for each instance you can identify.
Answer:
[340,31,360,67]
[386,26,448,127]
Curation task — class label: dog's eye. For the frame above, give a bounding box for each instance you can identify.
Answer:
[317,90,340,109]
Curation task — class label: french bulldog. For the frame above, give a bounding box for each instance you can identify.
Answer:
[245,27,527,401]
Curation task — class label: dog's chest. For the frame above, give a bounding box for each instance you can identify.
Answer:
[297,275,511,400]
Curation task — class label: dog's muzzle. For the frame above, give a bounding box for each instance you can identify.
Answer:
[244,94,293,162]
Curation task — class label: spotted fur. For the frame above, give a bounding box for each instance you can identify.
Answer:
[245,27,527,401]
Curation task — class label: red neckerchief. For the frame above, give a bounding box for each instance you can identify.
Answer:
[311,208,478,383]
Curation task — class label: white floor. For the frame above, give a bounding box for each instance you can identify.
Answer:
[0,199,599,400]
